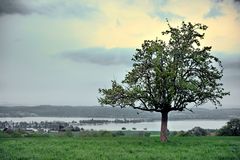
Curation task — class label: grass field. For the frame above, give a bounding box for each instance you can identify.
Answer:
[0,136,240,160]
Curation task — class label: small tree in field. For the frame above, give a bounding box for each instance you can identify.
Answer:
[218,118,240,136]
[98,21,229,142]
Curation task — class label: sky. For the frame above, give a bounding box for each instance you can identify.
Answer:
[0,0,239,108]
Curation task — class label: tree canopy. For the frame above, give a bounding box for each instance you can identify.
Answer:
[218,118,240,136]
[98,21,229,141]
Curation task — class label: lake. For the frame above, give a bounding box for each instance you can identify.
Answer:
[0,117,228,131]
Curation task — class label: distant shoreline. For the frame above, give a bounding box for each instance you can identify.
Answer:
[0,106,239,120]
[0,116,232,121]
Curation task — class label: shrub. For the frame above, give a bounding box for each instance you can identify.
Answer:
[113,131,125,137]
[169,131,178,136]
[77,130,113,137]
[0,131,11,138]
[187,127,208,136]
[217,118,240,136]
[2,129,29,138]
[24,132,49,137]
[65,130,73,137]
[99,131,112,137]
[144,132,151,137]
[175,131,191,137]
[78,130,92,137]
[137,131,147,137]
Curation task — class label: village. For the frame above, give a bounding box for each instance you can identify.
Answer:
[0,118,145,133]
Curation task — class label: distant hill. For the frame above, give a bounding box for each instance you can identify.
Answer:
[0,105,239,120]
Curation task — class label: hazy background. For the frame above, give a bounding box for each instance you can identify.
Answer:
[0,0,239,108]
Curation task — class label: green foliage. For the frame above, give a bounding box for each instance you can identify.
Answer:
[174,131,191,137]
[98,21,229,113]
[1,130,153,138]
[218,118,240,136]
[65,130,74,137]
[0,130,49,138]
[112,131,125,137]
[0,131,11,138]
[138,131,151,137]
[99,131,113,137]
[79,131,113,137]
[170,127,211,137]
[99,21,230,142]
[187,127,208,136]
[0,136,239,160]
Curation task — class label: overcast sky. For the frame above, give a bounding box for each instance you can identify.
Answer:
[0,0,239,108]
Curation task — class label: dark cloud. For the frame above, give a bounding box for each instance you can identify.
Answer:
[219,54,240,95]
[212,0,240,17]
[214,0,224,3]
[0,0,99,18]
[0,0,32,15]
[223,60,240,70]
[217,53,240,70]
[215,0,240,4]
[232,0,240,10]
[212,52,240,74]
[211,53,240,106]
[61,48,134,66]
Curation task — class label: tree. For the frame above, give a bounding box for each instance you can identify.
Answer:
[98,21,229,142]
[218,118,240,136]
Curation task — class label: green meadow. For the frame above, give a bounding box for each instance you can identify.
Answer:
[0,136,240,160]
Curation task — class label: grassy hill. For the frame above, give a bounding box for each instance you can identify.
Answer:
[0,136,239,160]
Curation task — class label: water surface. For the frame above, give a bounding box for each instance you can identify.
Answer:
[0,117,228,131]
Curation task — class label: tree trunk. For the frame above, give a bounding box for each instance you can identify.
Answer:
[160,112,168,142]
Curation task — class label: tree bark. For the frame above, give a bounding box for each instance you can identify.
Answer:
[160,112,168,142]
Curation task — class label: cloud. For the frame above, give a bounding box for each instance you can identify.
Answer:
[216,52,240,87]
[222,56,240,70]
[234,0,240,3]
[215,0,240,12]
[61,48,134,66]
[233,0,240,13]
[0,0,100,18]
[215,0,240,6]
[204,5,224,18]
[34,1,99,19]
[0,0,32,15]
[224,61,240,70]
